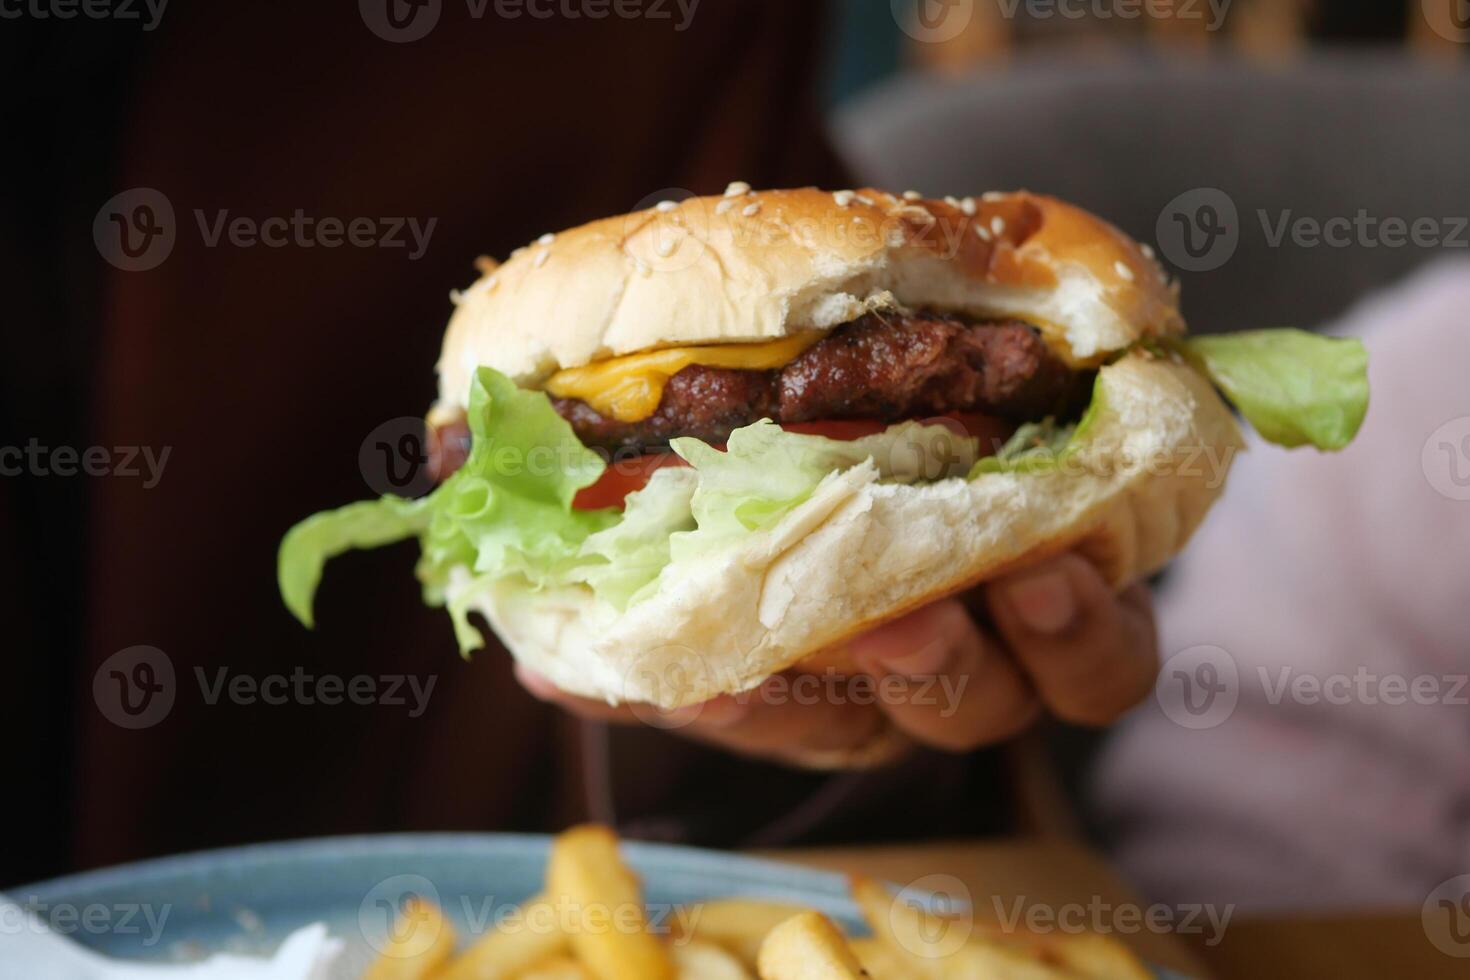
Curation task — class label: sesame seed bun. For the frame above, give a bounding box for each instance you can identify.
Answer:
[431,187,1182,421]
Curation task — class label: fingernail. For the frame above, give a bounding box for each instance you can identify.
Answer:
[857,641,950,678]
[514,663,560,701]
[1004,569,1077,635]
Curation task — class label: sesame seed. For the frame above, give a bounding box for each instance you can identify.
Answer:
[715,198,736,215]
[976,225,991,242]
[855,195,874,206]
[990,216,1005,235]
[656,200,677,212]
[537,233,555,245]
[449,288,464,305]
[634,257,651,276]
[655,238,676,258]
[944,195,960,207]
[742,202,760,217]
[534,250,549,268]
[473,255,500,274]
[1140,243,1156,260]
[960,197,977,215]
[511,246,528,258]
[724,181,750,197]
[1114,260,1135,282]
[902,190,921,201]
[833,190,855,207]
[486,273,499,289]
[982,191,1006,202]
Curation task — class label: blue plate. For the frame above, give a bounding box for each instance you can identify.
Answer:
[20,833,1189,977]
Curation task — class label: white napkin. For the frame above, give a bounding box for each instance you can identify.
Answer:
[0,896,343,980]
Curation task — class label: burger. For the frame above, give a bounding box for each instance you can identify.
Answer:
[279,186,1367,709]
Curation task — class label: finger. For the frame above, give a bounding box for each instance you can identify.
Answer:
[848,599,1041,752]
[673,677,892,767]
[985,554,1158,726]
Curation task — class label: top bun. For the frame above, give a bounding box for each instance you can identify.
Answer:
[433,187,1181,419]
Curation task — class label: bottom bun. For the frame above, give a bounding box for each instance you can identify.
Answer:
[454,352,1245,711]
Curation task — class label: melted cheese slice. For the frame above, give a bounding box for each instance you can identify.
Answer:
[543,333,822,422]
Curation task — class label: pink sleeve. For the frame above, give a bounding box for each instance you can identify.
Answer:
[1093,259,1470,912]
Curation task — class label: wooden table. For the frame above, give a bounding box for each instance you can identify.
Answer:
[776,839,1459,979]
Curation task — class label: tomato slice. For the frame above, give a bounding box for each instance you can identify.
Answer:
[572,413,1013,510]
[573,452,687,511]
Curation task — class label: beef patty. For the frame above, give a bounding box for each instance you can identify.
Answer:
[552,313,1085,452]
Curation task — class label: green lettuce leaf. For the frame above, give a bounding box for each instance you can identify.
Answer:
[573,466,698,608]
[667,419,978,563]
[277,367,613,644]
[1170,329,1368,450]
[278,496,431,628]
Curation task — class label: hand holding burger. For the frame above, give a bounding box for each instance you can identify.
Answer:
[279,186,1367,766]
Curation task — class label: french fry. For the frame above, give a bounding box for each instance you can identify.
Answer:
[756,912,869,980]
[546,824,675,980]
[671,938,756,980]
[850,877,1073,980]
[671,899,810,967]
[848,937,919,980]
[362,895,457,980]
[1020,932,1152,980]
[515,955,596,980]
[436,892,568,980]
